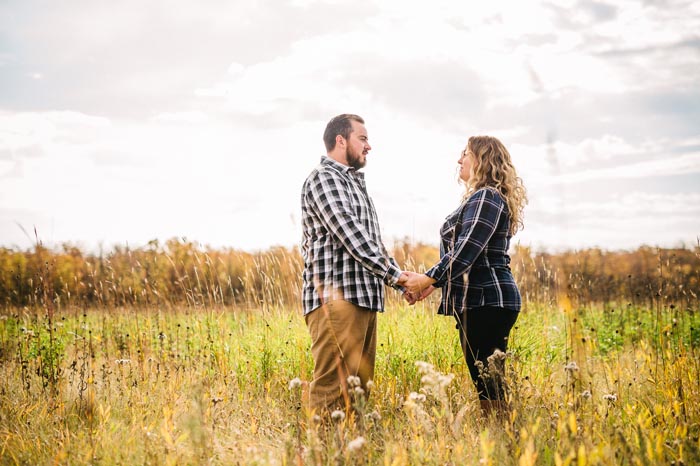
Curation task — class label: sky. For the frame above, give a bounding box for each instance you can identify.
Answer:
[1,0,699,253]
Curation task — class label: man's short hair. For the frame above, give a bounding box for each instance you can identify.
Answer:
[323,114,364,152]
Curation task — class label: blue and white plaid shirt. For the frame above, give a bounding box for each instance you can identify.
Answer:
[301,156,403,315]
[426,187,521,315]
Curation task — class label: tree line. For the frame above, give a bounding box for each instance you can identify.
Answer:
[0,238,698,311]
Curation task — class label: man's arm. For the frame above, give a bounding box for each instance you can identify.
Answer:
[305,170,404,287]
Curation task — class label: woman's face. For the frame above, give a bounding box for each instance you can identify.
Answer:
[458,148,475,183]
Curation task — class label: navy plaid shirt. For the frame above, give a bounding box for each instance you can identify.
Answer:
[301,157,403,315]
[426,187,521,315]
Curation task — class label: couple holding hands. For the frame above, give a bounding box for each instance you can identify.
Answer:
[301,114,527,418]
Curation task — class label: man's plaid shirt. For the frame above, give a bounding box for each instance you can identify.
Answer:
[426,187,522,315]
[301,157,403,315]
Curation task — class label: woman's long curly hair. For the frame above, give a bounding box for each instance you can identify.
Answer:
[462,135,528,236]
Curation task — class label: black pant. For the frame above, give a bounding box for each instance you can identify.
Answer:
[456,306,519,401]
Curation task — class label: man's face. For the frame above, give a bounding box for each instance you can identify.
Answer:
[345,121,371,170]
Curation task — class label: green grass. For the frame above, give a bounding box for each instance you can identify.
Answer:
[1,301,700,465]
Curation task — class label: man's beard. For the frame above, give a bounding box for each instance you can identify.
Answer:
[347,146,366,170]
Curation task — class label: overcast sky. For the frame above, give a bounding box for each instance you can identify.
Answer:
[1,0,699,253]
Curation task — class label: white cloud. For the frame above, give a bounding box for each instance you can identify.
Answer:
[0,0,698,252]
[520,191,700,250]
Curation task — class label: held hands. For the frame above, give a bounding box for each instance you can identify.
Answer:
[398,271,436,305]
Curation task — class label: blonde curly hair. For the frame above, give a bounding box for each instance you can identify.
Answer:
[462,136,527,236]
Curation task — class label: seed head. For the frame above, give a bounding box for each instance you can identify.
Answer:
[331,410,345,422]
[564,361,579,373]
[415,361,434,374]
[288,377,302,390]
[347,436,366,452]
[347,375,361,388]
[487,349,507,362]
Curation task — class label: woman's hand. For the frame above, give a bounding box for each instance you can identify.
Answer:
[404,272,436,295]
[403,284,436,305]
[416,285,436,301]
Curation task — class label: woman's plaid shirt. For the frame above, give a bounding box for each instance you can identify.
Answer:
[426,187,521,315]
[301,157,403,316]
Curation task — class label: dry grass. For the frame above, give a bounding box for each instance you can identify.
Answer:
[1,295,699,465]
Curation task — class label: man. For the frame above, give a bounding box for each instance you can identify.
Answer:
[300,114,408,413]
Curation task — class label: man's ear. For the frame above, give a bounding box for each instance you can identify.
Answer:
[336,134,345,148]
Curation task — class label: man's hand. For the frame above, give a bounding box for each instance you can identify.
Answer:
[404,273,436,295]
[399,271,436,305]
[396,271,414,287]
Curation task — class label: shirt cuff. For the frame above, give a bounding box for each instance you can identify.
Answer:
[425,266,446,288]
[384,265,404,289]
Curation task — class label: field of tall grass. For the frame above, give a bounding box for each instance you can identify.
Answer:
[1,240,699,465]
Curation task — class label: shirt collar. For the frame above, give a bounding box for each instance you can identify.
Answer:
[320,155,361,177]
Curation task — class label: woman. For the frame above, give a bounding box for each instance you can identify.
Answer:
[404,135,527,418]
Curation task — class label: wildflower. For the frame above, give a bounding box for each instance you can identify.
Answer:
[158,332,166,340]
[347,375,361,388]
[581,390,592,400]
[331,410,345,422]
[366,380,374,390]
[603,393,617,402]
[354,386,365,397]
[312,414,321,424]
[212,397,223,404]
[366,410,381,421]
[115,359,131,365]
[347,436,366,452]
[415,361,434,373]
[408,392,426,403]
[438,373,455,387]
[288,377,302,390]
[487,349,507,363]
[564,361,579,373]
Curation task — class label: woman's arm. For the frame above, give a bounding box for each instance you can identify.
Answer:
[424,189,505,288]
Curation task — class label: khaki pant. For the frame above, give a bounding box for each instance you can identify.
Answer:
[305,300,377,413]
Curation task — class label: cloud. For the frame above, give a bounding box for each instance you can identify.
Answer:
[551,152,700,185]
[579,0,619,22]
[0,0,698,252]
[0,0,378,117]
[520,191,700,250]
[513,135,700,191]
